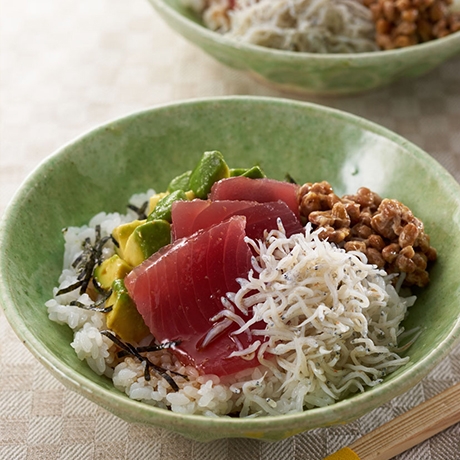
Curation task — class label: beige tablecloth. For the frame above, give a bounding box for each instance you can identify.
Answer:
[1,1,460,459]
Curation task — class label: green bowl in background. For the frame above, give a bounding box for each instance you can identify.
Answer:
[1,97,460,441]
[147,0,460,95]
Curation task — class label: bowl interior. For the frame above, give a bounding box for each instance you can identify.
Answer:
[1,97,460,441]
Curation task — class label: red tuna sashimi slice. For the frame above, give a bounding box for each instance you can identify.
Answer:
[172,199,304,241]
[125,215,259,376]
[210,176,300,217]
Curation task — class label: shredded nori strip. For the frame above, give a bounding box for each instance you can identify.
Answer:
[117,341,180,357]
[129,341,181,354]
[55,280,85,295]
[117,342,186,379]
[56,224,111,296]
[101,331,185,391]
[285,173,297,184]
[92,276,106,295]
[69,289,113,313]
[127,200,148,220]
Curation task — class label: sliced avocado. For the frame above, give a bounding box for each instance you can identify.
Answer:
[94,254,132,291]
[229,168,247,177]
[123,219,171,267]
[148,192,168,215]
[112,220,145,259]
[147,189,188,223]
[106,279,150,343]
[189,151,230,199]
[167,170,192,193]
[229,165,266,179]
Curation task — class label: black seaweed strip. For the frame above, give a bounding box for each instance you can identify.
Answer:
[69,289,113,312]
[166,368,189,379]
[117,340,183,361]
[146,362,180,391]
[72,237,90,270]
[58,229,112,297]
[133,341,181,353]
[76,231,110,293]
[127,200,148,220]
[71,253,84,270]
[285,173,297,184]
[56,280,84,296]
[92,276,106,295]
[101,331,181,391]
[93,236,111,267]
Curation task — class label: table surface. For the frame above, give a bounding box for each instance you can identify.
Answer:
[1,1,460,459]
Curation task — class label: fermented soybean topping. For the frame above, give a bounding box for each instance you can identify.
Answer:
[298,181,437,287]
[124,216,263,377]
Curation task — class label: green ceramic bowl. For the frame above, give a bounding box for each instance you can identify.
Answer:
[1,97,460,442]
[147,0,460,95]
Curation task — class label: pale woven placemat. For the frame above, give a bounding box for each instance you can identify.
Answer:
[1,1,460,459]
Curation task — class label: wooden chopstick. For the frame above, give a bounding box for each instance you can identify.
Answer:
[324,381,460,460]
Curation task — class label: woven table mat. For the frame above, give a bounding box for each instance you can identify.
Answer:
[1,0,460,459]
